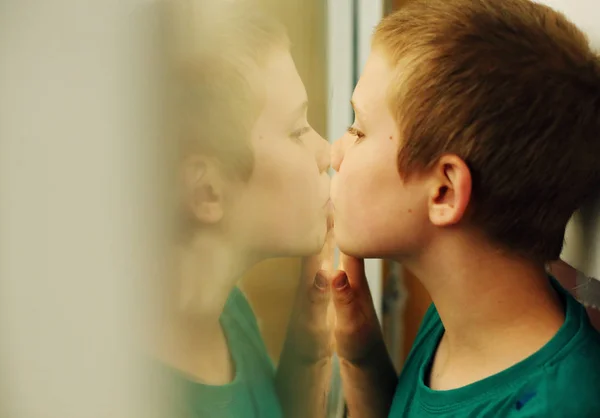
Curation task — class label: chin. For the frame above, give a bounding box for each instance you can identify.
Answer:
[338,244,379,259]
[336,228,389,259]
[276,229,327,258]
[305,228,328,256]
[336,235,368,258]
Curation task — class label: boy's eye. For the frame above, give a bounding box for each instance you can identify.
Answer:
[290,126,311,142]
[347,126,365,143]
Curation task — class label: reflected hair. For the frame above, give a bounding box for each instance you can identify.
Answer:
[162,0,289,180]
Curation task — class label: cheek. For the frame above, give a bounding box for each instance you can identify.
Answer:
[269,156,321,209]
[331,149,380,243]
[332,145,385,210]
[332,167,365,218]
[332,142,418,256]
[249,146,325,232]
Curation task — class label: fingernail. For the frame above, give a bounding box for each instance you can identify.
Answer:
[333,272,348,290]
[314,271,327,290]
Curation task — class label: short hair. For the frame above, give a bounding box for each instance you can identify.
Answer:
[163,0,288,179]
[374,0,600,261]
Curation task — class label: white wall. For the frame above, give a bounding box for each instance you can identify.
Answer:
[534,0,600,49]
[0,1,164,417]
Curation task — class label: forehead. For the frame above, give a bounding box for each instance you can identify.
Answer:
[353,50,394,113]
[260,49,306,111]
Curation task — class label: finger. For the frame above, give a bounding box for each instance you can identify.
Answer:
[284,270,332,363]
[288,270,331,333]
[330,269,383,364]
[330,270,353,308]
[311,270,332,303]
[304,270,333,345]
[330,270,370,351]
[339,253,369,292]
[334,256,378,321]
[293,270,332,329]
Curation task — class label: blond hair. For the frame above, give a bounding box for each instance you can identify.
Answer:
[162,0,288,179]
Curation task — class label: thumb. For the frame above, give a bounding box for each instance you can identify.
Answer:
[335,254,380,329]
[330,267,372,325]
[330,267,381,364]
[331,254,383,364]
[330,270,364,341]
[339,253,371,296]
[330,270,353,308]
[331,254,374,318]
[283,269,332,363]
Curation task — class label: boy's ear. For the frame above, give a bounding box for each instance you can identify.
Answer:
[427,154,472,227]
[181,155,226,225]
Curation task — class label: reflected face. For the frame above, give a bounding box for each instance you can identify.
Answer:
[230,49,330,258]
[331,50,430,258]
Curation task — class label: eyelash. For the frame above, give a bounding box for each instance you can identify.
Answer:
[290,126,311,142]
[347,126,365,143]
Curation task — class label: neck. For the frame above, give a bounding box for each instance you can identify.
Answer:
[403,233,565,355]
[154,233,257,372]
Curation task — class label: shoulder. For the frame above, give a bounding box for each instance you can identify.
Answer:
[541,324,600,416]
[222,286,262,336]
[401,303,443,371]
[222,286,274,365]
[414,303,443,345]
[541,366,600,417]
[224,286,256,318]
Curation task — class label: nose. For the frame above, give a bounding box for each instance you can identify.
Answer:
[315,136,331,174]
[331,136,350,172]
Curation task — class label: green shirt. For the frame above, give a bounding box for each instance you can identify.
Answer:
[389,278,600,417]
[163,287,282,418]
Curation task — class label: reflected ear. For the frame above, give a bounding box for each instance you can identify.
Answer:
[181,155,225,224]
[428,155,471,227]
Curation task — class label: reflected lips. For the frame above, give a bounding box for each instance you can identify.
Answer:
[324,199,334,230]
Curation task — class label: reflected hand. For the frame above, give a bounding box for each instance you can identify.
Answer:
[284,214,336,364]
[277,215,335,418]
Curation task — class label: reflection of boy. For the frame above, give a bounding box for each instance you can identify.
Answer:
[155,2,331,417]
[329,0,600,417]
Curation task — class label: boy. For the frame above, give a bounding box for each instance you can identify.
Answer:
[330,0,600,416]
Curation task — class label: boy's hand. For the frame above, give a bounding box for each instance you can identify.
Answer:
[331,254,386,365]
[330,254,398,418]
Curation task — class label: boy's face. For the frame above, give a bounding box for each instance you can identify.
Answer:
[229,49,330,258]
[331,50,431,259]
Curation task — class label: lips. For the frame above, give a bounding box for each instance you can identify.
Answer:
[326,207,334,231]
[322,198,334,230]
